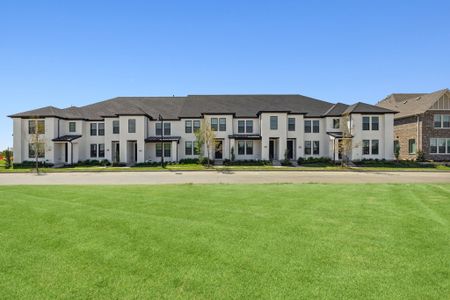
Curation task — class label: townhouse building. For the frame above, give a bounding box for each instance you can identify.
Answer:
[9,94,395,165]
[377,88,450,161]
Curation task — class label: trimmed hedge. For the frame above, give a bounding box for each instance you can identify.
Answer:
[223,159,271,166]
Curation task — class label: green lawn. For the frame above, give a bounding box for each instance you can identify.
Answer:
[0,184,448,299]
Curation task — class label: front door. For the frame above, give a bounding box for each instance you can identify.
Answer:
[215,140,223,159]
[269,140,274,160]
[287,140,294,160]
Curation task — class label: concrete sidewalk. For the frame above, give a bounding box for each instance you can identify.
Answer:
[0,171,449,185]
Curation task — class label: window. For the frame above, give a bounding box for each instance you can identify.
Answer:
[98,123,105,136]
[113,120,120,134]
[211,118,218,131]
[363,140,370,155]
[28,143,45,158]
[69,122,76,133]
[444,115,450,128]
[238,141,245,155]
[128,119,136,133]
[156,143,162,157]
[185,141,193,155]
[438,138,446,154]
[246,120,253,133]
[90,144,97,157]
[312,120,320,133]
[408,139,416,154]
[332,118,340,129]
[185,120,192,133]
[313,141,320,155]
[270,116,278,130]
[164,143,171,157]
[448,139,450,154]
[304,141,311,155]
[219,118,226,131]
[28,120,45,135]
[156,123,162,136]
[372,117,379,131]
[156,143,171,157]
[288,118,295,131]
[304,120,311,133]
[362,116,370,130]
[238,120,245,133]
[98,144,105,158]
[434,114,442,128]
[430,138,437,154]
[372,139,379,155]
[246,141,253,155]
[193,120,200,132]
[90,123,97,136]
[164,123,171,135]
[194,141,200,155]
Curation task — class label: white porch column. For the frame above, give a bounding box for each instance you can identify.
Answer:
[171,141,178,162]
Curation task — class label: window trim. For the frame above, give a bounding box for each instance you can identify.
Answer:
[90,123,97,136]
[112,120,120,134]
[408,139,416,154]
[288,118,295,131]
[430,138,450,154]
[270,116,278,130]
[90,144,98,158]
[332,118,340,129]
[185,120,192,134]
[128,119,136,134]
[219,118,226,131]
[98,123,105,136]
[185,141,193,156]
[28,142,45,158]
[69,122,76,133]
[304,120,312,133]
[211,118,218,131]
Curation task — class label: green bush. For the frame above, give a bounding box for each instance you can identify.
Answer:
[416,150,426,162]
[13,161,54,169]
[297,157,332,165]
[223,159,271,166]
[178,158,200,164]
[354,159,434,168]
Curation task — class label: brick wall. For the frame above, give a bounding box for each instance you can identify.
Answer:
[422,110,450,161]
[393,116,420,160]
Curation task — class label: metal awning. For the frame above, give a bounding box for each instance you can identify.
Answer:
[326,132,353,138]
[52,135,82,142]
[228,134,262,140]
[145,136,181,143]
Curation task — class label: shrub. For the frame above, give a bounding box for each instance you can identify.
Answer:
[13,161,54,169]
[178,158,200,164]
[134,161,161,167]
[298,157,332,165]
[223,159,271,166]
[416,150,425,162]
[4,149,12,169]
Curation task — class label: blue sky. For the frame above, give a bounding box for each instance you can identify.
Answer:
[1,0,449,150]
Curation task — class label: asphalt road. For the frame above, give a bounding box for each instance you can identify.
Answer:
[0,171,449,185]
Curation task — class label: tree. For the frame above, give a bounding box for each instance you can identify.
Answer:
[394,142,401,162]
[29,119,46,174]
[338,114,357,166]
[4,148,12,169]
[194,119,216,167]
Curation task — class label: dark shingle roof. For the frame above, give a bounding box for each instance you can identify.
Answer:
[343,102,396,114]
[9,94,395,120]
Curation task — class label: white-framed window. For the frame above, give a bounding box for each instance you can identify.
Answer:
[219,118,226,131]
[69,122,76,133]
[408,139,416,154]
[430,138,450,154]
[28,143,45,158]
[128,119,136,133]
[270,116,278,130]
[305,120,319,133]
[362,139,380,155]
[113,120,120,134]
[434,114,450,128]
[332,118,340,129]
[237,140,253,155]
[98,123,105,136]
[156,143,171,157]
[28,120,45,135]
[90,144,98,157]
[363,116,379,131]
[98,144,105,158]
[90,123,97,136]
[185,141,193,155]
[185,120,192,133]
[304,140,319,155]
[193,120,200,132]
[211,118,218,131]
[238,120,253,133]
[288,118,295,131]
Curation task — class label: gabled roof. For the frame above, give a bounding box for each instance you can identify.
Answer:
[377,88,449,119]
[9,94,394,120]
[343,102,396,115]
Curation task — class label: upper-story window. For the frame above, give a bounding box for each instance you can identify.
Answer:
[164,123,171,135]
[185,120,192,133]
[219,118,226,131]
[193,120,200,132]
[363,116,379,131]
[332,118,340,129]
[98,123,105,136]
[211,118,218,131]
[156,123,171,135]
[270,116,278,130]
[69,122,76,133]
[113,120,120,134]
[90,123,97,136]
[304,120,319,133]
[128,119,136,133]
[288,118,295,131]
[238,120,253,133]
[28,120,45,134]
[434,114,450,128]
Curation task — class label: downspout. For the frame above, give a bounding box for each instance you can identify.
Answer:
[416,115,420,151]
[57,119,60,138]
[70,141,74,165]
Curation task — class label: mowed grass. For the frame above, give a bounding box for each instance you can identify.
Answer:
[0,184,449,299]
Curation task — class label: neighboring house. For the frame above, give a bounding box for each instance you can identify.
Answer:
[9,94,395,165]
[377,88,450,161]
